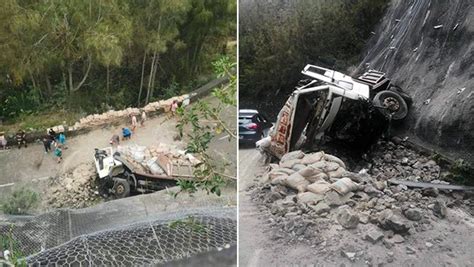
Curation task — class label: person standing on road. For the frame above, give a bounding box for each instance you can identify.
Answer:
[131,114,138,133]
[54,142,62,163]
[140,110,147,127]
[16,130,27,149]
[0,132,7,150]
[58,132,66,148]
[42,135,53,153]
[170,100,179,118]
[48,128,57,141]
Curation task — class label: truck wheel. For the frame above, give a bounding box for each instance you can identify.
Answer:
[113,178,130,198]
[389,85,412,106]
[373,90,408,120]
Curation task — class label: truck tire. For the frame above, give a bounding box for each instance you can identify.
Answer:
[389,85,412,106]
[113,178,130,198]
[373,90,408,120]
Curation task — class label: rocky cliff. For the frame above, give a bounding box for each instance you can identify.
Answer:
[356,0,474,163]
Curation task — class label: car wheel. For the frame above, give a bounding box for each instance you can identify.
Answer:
[373,90,408,120]
[113,178,130,198]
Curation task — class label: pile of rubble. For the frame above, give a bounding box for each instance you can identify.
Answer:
[117,143,200,175]
[45,162,100,209]
[251,149,473,256]
[367,139,443,183]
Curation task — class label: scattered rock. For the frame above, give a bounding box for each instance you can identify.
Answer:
[324,191,353,207]
[422,187,439,197]
[297,192,324,204]
[392,234,405,243]
[310,202,331,215]
[404,208,422,221]
[379,210,410,234]
[406,246,416,254]
[432,200,447,218]
[341,250,356,261]
[365,226,384,244]
[336,207,359,229]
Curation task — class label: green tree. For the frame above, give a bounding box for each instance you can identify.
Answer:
[0,0,236,126]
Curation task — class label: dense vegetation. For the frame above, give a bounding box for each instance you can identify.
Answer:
[0,0,236,130]
[239,0,388,113]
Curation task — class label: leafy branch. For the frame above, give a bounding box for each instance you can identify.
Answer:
[175,56,236,196]
[0,227,26,267]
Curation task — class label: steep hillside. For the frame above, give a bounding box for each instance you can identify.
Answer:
[356,0,474,163]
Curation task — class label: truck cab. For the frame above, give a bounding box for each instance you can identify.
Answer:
[259,65,410,159]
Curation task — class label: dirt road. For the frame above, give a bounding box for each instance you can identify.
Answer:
[0,96,236,195]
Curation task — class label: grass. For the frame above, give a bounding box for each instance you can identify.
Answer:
[449,159,473,185]
[0,110,82,135]
[0,187,39,215]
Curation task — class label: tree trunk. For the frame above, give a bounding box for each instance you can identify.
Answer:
[68,64,74,93]
[106,65,110,104]
[149,54,159,101]
[45,74,52,97]
[28,70,43,100]
[145,52,157,105]
[138,50,147,106]
[71,57,92,92]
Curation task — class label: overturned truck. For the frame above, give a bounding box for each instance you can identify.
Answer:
[258,65,411,159]
[94,147,196,198]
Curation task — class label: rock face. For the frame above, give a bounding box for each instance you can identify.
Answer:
[357,0,474,163]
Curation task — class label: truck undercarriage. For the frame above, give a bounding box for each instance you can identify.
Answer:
[258,65,411,159]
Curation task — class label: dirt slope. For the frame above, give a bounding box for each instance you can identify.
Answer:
[356,0,474,163]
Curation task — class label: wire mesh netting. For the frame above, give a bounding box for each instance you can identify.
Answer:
[0,210,70,256]
[26,215,235,266]
[0,207,236,266]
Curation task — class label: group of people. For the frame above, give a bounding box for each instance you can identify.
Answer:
[0,128,65,163]
[2,100,180,159]
[111,110,147,146]
[0,130,28,150]
[42,128,66,163]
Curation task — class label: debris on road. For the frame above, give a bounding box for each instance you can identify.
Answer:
[43,143,200,208]
[249,141,474,262]
[44,162,100,209]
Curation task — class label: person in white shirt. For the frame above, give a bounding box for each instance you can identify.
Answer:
[140,111,147,126]
[131,115,138,132]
